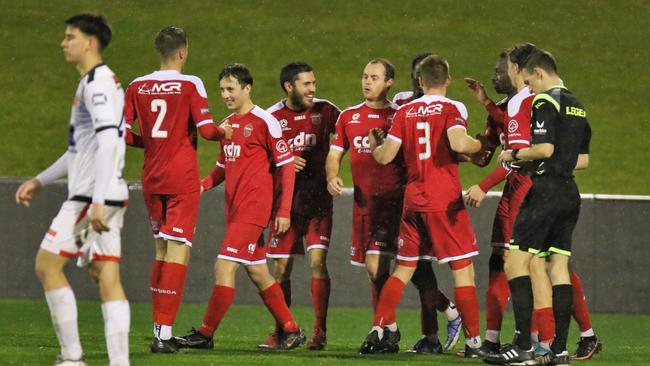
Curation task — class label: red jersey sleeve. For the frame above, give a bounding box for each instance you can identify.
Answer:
[445,102,469,131]
[387,109,405,143]
[330,113,348,152]
[189,79,213,126]
[265,117,295,167]
[485,101,506,124]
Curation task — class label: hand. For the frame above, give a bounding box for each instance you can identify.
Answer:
[464,78,490,105]
[368,128,385,150]
[294,156,307,172]
[497,150,514,165]
[220,122,233,139]
[464,184,487,208]
[15,178,42,207]
[327,176,344,197]
[274,216,290,234]
[89,203,109,233]
[200,184,205,194]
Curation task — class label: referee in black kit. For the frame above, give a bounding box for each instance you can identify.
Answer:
[487,48,592,366]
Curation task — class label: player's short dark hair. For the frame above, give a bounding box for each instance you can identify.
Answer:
[65,13,111,50]
[411,52,434,73]
[154,26,187,60]
[418,55,449,88]
[368,58,395,80]
[279,62,313,93]
[508,42,539,68]
[524,49,558,74]
[219,63,253,87]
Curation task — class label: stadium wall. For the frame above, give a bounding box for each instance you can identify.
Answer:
[2,180,649,314]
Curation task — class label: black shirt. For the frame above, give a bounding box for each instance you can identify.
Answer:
[530,86,591,178]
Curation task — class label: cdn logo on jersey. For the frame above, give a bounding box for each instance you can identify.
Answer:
[223,142,241,162]
[288,132,317,151]
[137,82,182,95]
[353,135,371,153]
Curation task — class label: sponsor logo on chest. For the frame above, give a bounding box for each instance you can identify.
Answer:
[353,135,371,153]
[223,142,241,161]
[288,132,317,151]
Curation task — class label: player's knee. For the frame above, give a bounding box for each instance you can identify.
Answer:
[308,257,328,277]
[411,263,436,290]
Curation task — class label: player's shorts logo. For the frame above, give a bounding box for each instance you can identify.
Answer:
[311,113,321,126]
[398,238,404,248]
[244,123,253,137]
[270,237,279,248]
[247,243,256,254]
[276,140,290,154]
[508,119,519,133]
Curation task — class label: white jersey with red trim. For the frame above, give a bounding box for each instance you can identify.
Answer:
[67,64,127,201]
[505,86,533,150]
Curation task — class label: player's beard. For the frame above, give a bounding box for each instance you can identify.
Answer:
[289,92,310,112]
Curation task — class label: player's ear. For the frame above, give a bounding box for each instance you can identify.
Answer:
[418,76,424,90]
[385,78,394,88]
[283,81,293,94]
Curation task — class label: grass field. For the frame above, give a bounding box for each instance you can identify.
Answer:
[1,299,648,366]
[1,1,649,194]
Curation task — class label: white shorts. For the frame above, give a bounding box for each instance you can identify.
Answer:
[40,200,126,266]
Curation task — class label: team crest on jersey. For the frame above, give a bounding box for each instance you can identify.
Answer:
[508,120,519,133]
[247,243,256,254]
[270,237,279,248]
[311,113,321,126]
[398,238,404,248]
[279,119,290,131]
[243,123,253,137]
[276,140,289,154]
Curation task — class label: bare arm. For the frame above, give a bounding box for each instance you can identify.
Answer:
[447,127,481,154]
[498,143,554,164]
[575,154,589,170]
[326,149,344,197]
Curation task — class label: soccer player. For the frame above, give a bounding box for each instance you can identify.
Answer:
[463,46,536,354]
[177,64,305,350]
[123,26,232,353]
[261,62,340,350]
[15,14,130,366]
[392,52,463,353]
[326,58,405,343]
[487,48,592,366]
[359,55,485,357]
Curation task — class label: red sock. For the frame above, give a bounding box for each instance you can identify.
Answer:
[455,285,480,338]
[260,282,298,332]
[155,262,187,325]
[570,271,592,332]
[280,280,292,308]
[486,270,510,331]
[311,277,330,332]
[373,276,406,327]
[536,307,556,343]
[531,308,539,334]
[150,259,164,323]
[370,273,389,312]
[419,288,438,335]
[199,285,235,337]
[435,289,451,312]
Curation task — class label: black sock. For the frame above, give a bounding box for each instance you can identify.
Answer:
[508,276,533,350]
[551,284,573,354]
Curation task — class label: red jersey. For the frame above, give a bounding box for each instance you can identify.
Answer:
[387,95,468,212]
[216,106,294,226]
[331,102,406,204]
[505,86,533,150]
[392,91,415,106]
[482,97,509,150]
[125,70,213,194]
[267,98,340,216]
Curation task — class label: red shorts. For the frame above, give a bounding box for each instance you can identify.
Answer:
[350,200,401,267]
[267,215,332,258]
[396,208,478,266]
[490,173,532,247]
[143,191,200,246]
[217,222,266,266]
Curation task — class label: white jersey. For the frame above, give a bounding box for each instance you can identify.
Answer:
[67,64,128,202]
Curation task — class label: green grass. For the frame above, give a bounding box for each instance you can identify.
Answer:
[1,0,649,194]
[0,299,648,365]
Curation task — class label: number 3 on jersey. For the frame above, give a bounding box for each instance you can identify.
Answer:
[417,121,431,160]
[151,99,168,138]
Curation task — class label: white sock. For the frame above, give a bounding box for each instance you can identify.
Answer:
[444,303,459,321]
[466,335,482,348]
[531,331,539,343]
[485,329,500,343]
[370,326,383,339]
[154,323,173,340]
[580,328,595,337]
[44,287,83,360]
[385,322,398,332]
[102,300,130,366]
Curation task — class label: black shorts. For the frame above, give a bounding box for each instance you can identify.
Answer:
[510,176,580,256]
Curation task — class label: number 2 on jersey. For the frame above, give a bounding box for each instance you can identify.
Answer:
[151,99,168,138]
[416,121,431,160]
